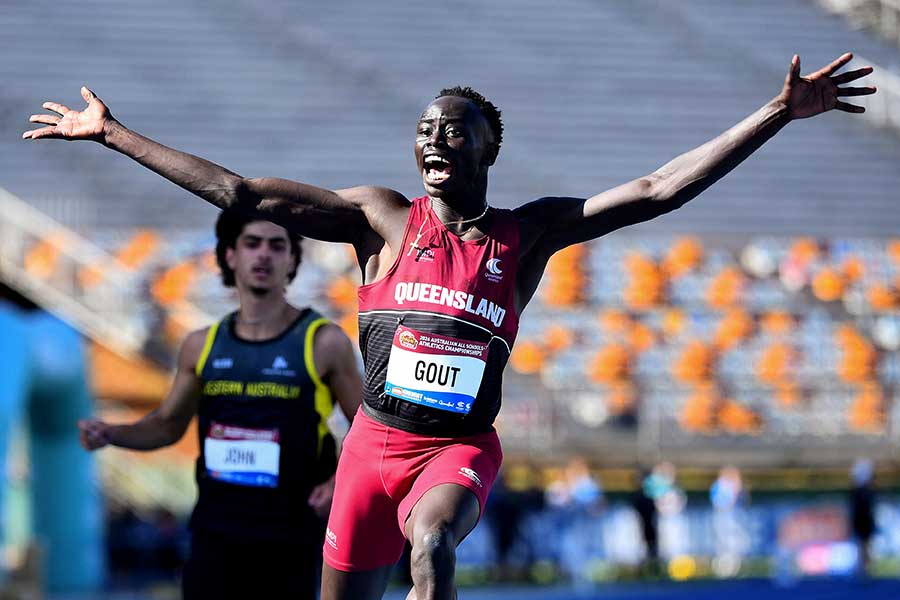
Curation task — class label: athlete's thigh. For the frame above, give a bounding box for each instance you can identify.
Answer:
[323,414,407,572]
[321,562,394,600]
[404,483,481,544]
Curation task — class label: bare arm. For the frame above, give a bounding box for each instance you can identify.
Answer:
[77,330,204,451]
[312,323,363,422]
[307,323,362,519]
[520,53,876,254]
[23,87,408,246]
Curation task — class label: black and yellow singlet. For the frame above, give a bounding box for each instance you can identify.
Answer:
[190,308,336,541]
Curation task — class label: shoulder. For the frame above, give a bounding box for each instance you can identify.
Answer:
[311,322,354,356]
[337,186,413,246]
[179,326,215,371]
[336,186,411,211]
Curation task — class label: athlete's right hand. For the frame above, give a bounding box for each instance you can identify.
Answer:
[23,86,112,142]
[78,418,111,451]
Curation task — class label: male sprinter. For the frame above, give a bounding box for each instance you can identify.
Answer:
[28,53,874,599]
[77,211,362,599]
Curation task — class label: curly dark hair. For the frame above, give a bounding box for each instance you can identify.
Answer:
[436,86,503,155]
[215,210,302,288]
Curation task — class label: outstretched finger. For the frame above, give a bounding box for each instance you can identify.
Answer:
[832,66,874,84]
[817,52,853,77]
[81,86,99,104]
[42,101,71,116]
[22,126,62,140]
[785,54,800,86]
[834,100,865,113]
[29,114,60,126]
[837,86,877,97]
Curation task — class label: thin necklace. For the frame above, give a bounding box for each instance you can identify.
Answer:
[407,201,491,257]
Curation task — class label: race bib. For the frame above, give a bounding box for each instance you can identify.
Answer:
[384,326,489,415]
[204,422,280,488]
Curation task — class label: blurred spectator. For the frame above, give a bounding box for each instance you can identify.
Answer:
[710,466,749,577]
[546,457,605,514]
[632,468,659,575]
[485,465,544,581]
[546,457,605,584]
[650,462,688,560]
[849,458,876,576]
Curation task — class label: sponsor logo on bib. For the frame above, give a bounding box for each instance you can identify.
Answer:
[399,330,419,350]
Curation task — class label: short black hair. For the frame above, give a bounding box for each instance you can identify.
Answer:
[436,86,503,155]
[215,210,302,287]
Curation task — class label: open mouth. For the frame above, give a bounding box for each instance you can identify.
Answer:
[252,265,272,277]
[423,155,452,184]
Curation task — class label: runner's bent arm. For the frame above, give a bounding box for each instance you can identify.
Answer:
[518,53,875,254]
[77,330,205,451]
[24,87,408,246]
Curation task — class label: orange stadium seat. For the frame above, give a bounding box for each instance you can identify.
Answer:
[713,308,753,350]
[775,382,802,409]
[841,255,865,283]
[327,275,359,312]
[705,267,744,309]
[606,382,637,416]
[671,340,714,384]
[887,239,900,266]
[599,309,631,335]
[835,325,876,383]
[544,324,575,353]
[116,229,160,270]
[755,342,794,384]
[718,399,762,435]
[680,385,719,433]
[151,261,197,306]
[663,236,704,279]
[510,340,547,375]
[588,343,630,383]
[848,382,885,433]
[338,312,359,343]
[661,308,686,340]
[627,321,656,353]
[867,284,898,312]
[788,237,821,264]
[623,253,665,310]
[811,267,845,302]
[760,310,795,335]
[542,244,588,307]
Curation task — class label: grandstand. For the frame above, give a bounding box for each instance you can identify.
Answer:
[2,0,900,595]
[2,0,899,467]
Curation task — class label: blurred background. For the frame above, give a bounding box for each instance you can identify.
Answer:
[2,0,900,598]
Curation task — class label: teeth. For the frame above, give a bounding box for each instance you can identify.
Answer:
[425,156,449,166]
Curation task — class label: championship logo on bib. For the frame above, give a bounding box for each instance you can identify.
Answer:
[384,326,489,414]
[204,422,281,488]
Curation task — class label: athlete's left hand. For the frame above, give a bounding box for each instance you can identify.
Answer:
[778,53,876,120]
[308,475,336,520]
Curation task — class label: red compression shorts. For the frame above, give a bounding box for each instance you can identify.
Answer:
[323,408,503,572]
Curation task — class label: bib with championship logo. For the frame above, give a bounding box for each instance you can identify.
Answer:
[384,326,489,415]
[204,422,281,488]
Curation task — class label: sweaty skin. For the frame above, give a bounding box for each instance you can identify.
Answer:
[29,52,875,600]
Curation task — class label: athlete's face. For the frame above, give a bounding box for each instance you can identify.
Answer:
[226,221,296,294]
[415,96,496,197]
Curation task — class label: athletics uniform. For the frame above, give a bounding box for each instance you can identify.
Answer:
[324,196,519,571]
[184,309,336,598]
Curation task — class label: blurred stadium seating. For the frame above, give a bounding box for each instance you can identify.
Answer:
[12,215,896,468]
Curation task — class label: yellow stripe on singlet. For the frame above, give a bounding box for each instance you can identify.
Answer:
[304,318,334,456]
[195,320,221,377]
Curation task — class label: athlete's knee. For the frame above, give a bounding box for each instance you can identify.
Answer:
[410,525,456,584]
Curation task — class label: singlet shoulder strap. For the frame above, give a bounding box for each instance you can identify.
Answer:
[300,310,337,456]
[194,317,225,377]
